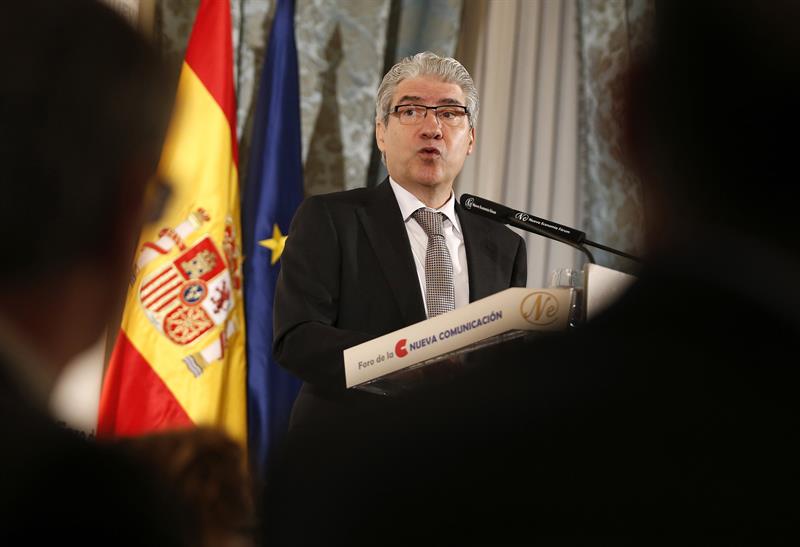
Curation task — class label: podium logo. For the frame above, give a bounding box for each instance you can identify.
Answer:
[395,338,408,358]
[520,291,559,326]
[463,197,475,209]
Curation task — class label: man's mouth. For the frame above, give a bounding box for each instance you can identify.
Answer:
[418,147,441,158]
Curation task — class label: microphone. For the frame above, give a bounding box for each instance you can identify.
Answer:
[460,194,585,246]
[460,193,642,264]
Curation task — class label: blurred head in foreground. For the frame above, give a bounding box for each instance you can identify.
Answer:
[0,3,185,545]
[625,0,800,258]
[0,0,172,372]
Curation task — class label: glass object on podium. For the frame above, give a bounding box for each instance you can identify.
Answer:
[354,329,545,396]
[549,267,586,328]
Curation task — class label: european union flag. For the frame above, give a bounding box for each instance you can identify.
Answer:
[242,0,303,475]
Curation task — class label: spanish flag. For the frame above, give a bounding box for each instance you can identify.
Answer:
[98,0,246,446]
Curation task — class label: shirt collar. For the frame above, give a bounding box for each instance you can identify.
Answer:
[388,177,462,234]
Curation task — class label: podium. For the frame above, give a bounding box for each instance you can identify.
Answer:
[345,263,637,395]
[345,287,573,394]
[354,328,543,396]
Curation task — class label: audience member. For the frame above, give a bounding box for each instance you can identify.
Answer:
[118,427,257,547]
[0,1,189,544]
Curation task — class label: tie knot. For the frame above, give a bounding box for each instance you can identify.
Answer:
[412,208,445,238]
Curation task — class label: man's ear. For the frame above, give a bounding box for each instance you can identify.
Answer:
[467,126,475,155]
[375,120,386,153]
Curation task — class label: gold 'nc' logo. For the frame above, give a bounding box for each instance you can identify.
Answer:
[520,291,559,326]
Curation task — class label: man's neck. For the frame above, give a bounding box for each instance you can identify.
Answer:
[390,178,453,210]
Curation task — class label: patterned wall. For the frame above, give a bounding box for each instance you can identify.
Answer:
[577,0,653,272]
[295,0,391,195]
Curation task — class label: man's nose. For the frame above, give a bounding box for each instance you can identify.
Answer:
[420,110,443,138]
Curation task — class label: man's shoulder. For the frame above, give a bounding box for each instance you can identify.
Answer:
[295,183,393,224]
[305,184,384,208]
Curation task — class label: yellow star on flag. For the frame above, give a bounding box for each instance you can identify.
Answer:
[259,223,288,265]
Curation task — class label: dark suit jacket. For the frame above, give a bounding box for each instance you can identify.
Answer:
[273,179,526,430]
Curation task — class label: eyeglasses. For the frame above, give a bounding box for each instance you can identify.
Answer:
[391,104,470,127]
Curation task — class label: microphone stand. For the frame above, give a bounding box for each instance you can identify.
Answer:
[583,239,642,264]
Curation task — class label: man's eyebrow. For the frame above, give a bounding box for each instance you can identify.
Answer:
[396,95,422,104]
[395,95,465,106]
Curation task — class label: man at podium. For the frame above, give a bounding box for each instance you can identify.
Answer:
[273,52,527,430]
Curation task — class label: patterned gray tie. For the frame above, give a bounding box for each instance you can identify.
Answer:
[412,208,455,317]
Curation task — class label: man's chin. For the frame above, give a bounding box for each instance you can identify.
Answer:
[408,168,448,188]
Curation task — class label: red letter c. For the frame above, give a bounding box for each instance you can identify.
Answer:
[395,338,408,358]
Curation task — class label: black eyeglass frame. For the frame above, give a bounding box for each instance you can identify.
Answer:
[390,104,471,126]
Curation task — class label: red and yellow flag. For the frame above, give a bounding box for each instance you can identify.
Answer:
[98,0,246,445]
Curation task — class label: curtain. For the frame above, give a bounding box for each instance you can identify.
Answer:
[457,0,581,289]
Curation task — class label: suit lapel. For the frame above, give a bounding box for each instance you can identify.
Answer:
[457,202,500,302]
[356,180,427,325]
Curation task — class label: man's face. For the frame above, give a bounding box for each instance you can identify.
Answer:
[376,76,475,195]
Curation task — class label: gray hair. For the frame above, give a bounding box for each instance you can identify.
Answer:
[375,51,479,128]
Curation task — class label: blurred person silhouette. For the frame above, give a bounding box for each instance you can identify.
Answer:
[118,427,257,547]
[262,0,800,543]
[0,0,191,544]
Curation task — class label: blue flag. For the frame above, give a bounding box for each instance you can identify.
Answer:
[242,0,303,475]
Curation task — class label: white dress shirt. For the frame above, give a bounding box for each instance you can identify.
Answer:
[388,178,470,314]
